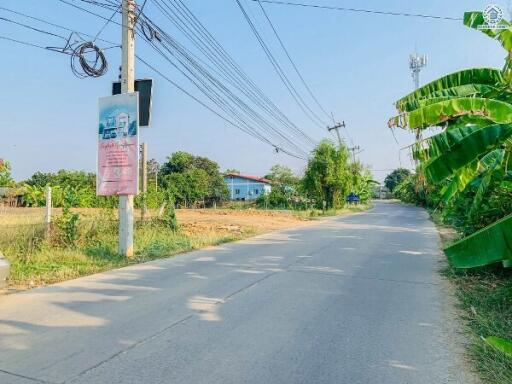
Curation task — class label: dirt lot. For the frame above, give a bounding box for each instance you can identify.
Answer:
[177,208,312,235]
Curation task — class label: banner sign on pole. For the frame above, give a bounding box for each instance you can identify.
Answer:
[97,93,139,196]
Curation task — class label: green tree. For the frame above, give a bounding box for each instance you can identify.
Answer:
[265,165,299,187]
[160,151,228,207]
[302,140,351,209]
[160,151,194,175]
[384,168,412,192]
[0,159,14,187]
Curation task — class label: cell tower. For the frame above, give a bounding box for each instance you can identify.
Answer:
[409,53,427,90]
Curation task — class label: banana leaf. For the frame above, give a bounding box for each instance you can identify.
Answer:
[395,69,504,112]
[464,12,512,51]
[400,85,499,113]
[444,213,512,268]
[424,124,512,183]
[389,98,512,130]
[484,336,512,358]
[437,150,504,203]
[445,115,494,130]
[469,151,505,215]
[440,160,480,202]
[415,124,486,161]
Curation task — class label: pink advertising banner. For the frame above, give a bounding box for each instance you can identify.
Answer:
[97,93,139,196]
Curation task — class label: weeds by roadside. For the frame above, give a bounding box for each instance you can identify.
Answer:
[293,203,371,220]
[433,215,512,384]
[0,204,370,290]
[442,265,512,384]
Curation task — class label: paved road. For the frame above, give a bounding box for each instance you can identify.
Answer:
[0,202,478,384]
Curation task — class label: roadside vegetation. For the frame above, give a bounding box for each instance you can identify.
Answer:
[387,10,512,383]
[0,140,372,289]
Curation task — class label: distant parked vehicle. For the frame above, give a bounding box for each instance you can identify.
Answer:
[346,192,360,204]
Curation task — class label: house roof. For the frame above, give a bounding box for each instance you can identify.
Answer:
[224,173,271,184]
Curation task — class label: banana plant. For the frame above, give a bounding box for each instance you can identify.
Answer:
[388,11,512,268]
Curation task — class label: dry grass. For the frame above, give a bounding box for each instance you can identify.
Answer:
[0,207,314,290]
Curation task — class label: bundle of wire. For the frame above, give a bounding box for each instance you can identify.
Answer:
[71,41,108,78]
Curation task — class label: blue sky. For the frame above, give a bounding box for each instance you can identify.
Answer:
[0,0,507,182]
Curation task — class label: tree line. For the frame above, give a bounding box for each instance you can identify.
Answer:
[1,139,375,210]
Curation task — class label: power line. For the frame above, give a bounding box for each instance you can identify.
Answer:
[235,0,329,129]
[140,1,314,155]
[0,2,310,159]
[251,0,462,21]
[66,0,315,154]
[255,0,332,121]
[152,0,316,148]
[0,34,65,53]
[58,0,302,152]
[137,14,310,157]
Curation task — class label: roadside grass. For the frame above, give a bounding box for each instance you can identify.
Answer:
[433,217,512,384]
[293,203,371,220]
[1,204,369,290]
[3,220,257,289]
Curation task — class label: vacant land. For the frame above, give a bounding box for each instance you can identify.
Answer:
[0,206,368,290]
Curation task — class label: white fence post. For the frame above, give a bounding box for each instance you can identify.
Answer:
[45,186,52,239]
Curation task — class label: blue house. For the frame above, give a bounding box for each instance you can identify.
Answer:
[223,173,272,201]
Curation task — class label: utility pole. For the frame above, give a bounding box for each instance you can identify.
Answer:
[140,142,148,221]
[348,146,361,164]
[119,0,136,257]
[327,121,345,147]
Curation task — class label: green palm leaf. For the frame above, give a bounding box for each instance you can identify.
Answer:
[440,149,505,203]
[424,124,512,183]
[400,85,500,113]
[464,12,512,51]
[395,69,504,112]
[414,121,488,162]
[389,98,512,130]
[484,336,512,358]
[444,213,512,268]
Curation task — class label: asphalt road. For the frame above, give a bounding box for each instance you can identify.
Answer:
[0,202,478,384]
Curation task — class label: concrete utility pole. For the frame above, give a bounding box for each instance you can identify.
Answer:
[327,121,345,146]
[119,0,136,257]
[45,186,52,239]
[348,146,361,164]
[140,142,148,221]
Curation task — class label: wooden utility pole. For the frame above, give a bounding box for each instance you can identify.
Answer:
[327,121,345,147]
[119,0,136,257]
[140,142,148,221]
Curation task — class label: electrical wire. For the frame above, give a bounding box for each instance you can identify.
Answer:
[0,7,110,78]
[235,0,328,129]
[138,17,309,157]
[251,0,462,21]
[255,0,332,121]
[172,0,313,144]
[152,0,316,148]
[0,2,310,159]
[71,41,108,77]
[92,2,121,42]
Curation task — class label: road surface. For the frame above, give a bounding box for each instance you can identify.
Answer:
[0,202,478,384]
